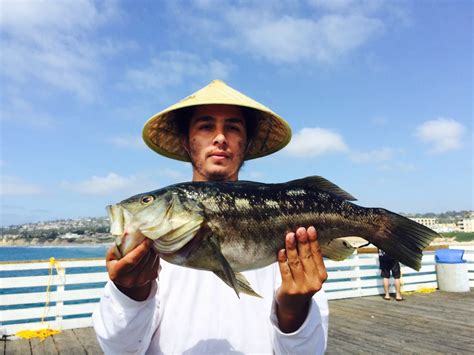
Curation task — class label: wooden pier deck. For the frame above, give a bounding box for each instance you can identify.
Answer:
[3,290,473,354]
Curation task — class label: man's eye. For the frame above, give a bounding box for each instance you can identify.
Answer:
[228,125,242,132]
[199,124,212,130]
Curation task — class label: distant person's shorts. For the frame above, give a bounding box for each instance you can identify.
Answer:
[379,256,401,279]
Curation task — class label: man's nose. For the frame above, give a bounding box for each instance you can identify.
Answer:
[213,132,227,146]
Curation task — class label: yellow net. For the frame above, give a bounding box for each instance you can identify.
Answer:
[15,257,64,341]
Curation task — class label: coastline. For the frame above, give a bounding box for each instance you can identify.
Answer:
[0,243,113,248]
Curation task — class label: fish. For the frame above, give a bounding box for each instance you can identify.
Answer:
[106,176,438,297]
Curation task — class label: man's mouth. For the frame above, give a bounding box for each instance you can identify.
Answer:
[209,152,230,162]
[209,151,230,160]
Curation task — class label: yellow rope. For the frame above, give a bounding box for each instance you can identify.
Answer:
[402,287,437,295]
[15,257,64,341]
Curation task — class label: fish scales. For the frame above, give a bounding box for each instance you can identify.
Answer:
[196,184,378,267]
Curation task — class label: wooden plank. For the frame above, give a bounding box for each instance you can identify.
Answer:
[72,328,104,355]
[30,335,58,355]
[53,330,86,355]
[327,290,474,353]
[4,337,32,355]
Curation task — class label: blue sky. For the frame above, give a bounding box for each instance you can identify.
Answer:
[0,0,472,226]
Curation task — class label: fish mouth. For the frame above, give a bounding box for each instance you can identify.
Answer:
[106,204,133,236]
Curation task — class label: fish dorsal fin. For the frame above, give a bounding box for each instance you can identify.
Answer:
[287,176,357,201]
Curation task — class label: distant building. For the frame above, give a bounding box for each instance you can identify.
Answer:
[410,218,438,229]
[433,223,458,233]
[458,218,474,232]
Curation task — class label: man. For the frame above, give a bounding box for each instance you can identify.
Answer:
[378,249,405,301]
[93,80,329,354]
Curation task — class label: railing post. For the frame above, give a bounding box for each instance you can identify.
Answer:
[352,251,362,297]
[55,265,66,330]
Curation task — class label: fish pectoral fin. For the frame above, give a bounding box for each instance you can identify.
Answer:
[322,238,356,261]
[209,235,240,298]
[287,176,357,201]
[214,271,262,298]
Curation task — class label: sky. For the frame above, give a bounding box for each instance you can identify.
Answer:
[0,0,472,226]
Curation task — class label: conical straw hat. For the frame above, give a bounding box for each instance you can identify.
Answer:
[142,80,292,161]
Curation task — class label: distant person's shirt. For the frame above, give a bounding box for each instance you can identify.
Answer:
[93,261,329,354]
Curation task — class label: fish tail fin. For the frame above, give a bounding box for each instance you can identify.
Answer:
[371,209,439,270]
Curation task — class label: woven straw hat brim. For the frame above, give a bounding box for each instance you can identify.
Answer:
[142,80,292,162]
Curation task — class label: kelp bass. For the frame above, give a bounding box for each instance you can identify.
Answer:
[107,176,438,297]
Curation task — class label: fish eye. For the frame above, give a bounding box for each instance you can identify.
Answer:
[141,195,154,204]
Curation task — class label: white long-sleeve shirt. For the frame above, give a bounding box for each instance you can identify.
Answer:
[93,261,329,354]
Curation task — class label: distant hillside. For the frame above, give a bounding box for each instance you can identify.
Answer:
[401,210,472,223]
[0,217,113,246]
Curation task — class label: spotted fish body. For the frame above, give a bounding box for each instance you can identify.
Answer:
[107,176,438,297]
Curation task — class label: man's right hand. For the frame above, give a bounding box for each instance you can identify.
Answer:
[106,238,160,301]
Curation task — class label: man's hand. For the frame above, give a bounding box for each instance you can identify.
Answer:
[106,237,160,301]
[276,226,328,333]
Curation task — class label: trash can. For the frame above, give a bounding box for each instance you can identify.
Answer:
[435,249,470,292]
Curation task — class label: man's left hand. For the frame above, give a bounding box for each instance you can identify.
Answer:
[276,226,328,333]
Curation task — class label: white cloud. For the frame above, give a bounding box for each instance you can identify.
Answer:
[170,1,389,65]
[415,118,465,153]
[225,10,383,64]
[61,172,156,195]
[285,127,349,157]
[124,51,233,92]
[350,147,399,163]
[0,176,44,195]
[0,0,124,101]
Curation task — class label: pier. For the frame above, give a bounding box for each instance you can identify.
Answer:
[2,247,473,353]
[3,289,473,354]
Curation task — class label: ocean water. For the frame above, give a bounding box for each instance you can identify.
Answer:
[0,245,110,262]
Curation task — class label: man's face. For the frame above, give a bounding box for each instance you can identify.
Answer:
[185,104,247,182]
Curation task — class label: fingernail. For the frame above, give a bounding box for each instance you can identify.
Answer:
[278,249,286,260]
[287,233,295,243]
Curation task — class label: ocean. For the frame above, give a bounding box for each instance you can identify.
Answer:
[0,245,110,262]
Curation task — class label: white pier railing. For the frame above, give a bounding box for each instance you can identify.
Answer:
[1,248,473,336]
